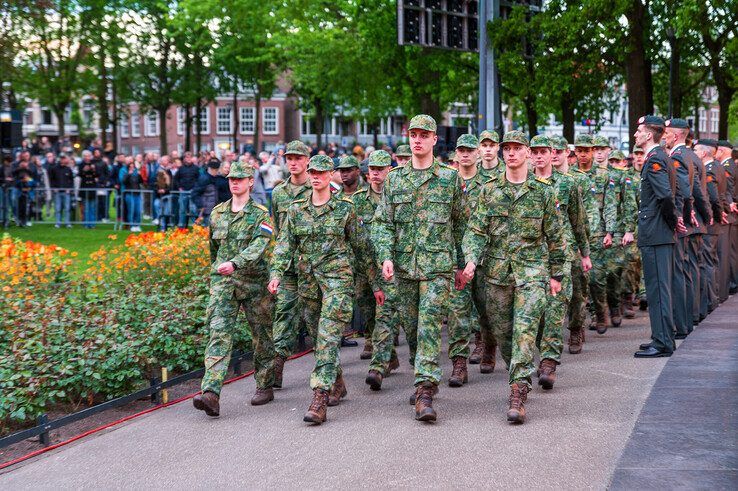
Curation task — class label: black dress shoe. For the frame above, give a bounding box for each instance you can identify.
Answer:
[634,346,672,358]
[675,333,688,340]
[639,342,653,350]
[341,336,358,347]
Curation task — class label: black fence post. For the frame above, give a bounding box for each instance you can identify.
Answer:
[37,414,50,447]
[149,376,161,404]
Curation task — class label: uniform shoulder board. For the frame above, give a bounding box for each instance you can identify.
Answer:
[439,163,458,172]
[612,166,627,172]
[253,202,269,213]
[293,198,308,205]
[724,161,731,167]
[572,168,586,175]
[389,166,402,173]
[212,201,228,212]
[535,176,551,185]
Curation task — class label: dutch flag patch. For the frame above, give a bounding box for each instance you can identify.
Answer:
[259,221,273,235]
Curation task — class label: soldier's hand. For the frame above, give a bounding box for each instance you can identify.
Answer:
[603,233,613,249]
[382,260,394,280]
[550,278,562,296]
[374,290,385,306]
[721,211,729,225]
[267,279,280,294]
[691,209,699,228]
[217,261,235,275]
[676,217,688,234]
[621,232,634,246]
[709,217,714,226]
[462,262,476,283]
[731,202,738,214]
[454,270,466,290]
[581,255,592,272]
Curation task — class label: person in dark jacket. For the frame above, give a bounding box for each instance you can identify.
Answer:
[190,159,231,226]
[49,155,75,227]
[13,160,36,227]
[79,151,99,228]
[122,160,144,232]
[173,155,201,228]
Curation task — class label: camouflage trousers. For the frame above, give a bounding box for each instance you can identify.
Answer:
[568,256,589,331]
[355,273,376,338]
[272,270,306,359]
[590,237,627,317]
[470,271,497,351]
[447,276,483,359]
[482,279,547,388]
[536,261,573,363]
[368,277,400,375]
[396,276,451,386]
[604,237,627,311]
[300,272,354,392]
[201,277,275,395]
[621,241,642,296]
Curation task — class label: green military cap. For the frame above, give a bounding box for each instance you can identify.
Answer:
[529,135,552,148]
[592,135,610,147]
[368,149,392,167]
[608,150,626,161]
[665,118,689,129]
[447,151,457,161]
[478,130,499,143]
[637,115,665,127]
[551,135,568,150]
[632,146,645,153]
[501,130,530,147]
[307,154,334,172]
[226,160,254,179]
[573,134,594,147]
[408,114,437,132]
[395,144,412,157]
[284,140,310,157]
[456,133,479,149]
[336,155,360,169]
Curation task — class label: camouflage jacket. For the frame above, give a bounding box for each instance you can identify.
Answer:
[462,172,566,286]
[271,178,312,272]
[478,160,505,180]
[209,199,274,282]
[550,169,590,260]
[270,194,379,290]
[605,165,638,235]
[349,183,382,228]
[573,164,616,238]
[372,161,464,280]
[459,169,490,227]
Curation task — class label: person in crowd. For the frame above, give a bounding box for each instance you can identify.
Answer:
[79,151,99,229]
[49,154,75,228]
[122,157,143,232]
[191,158,231,227]
[173,153,202,228]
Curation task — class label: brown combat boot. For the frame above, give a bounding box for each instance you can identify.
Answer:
[193,391,220,417]
[507,383,529,424]
[409,383,438,405]
[569,329,583,354]
[303,389,329,424]
[538,359,558,390]
[250,388,274,406]
[386,352,400,375]
[610,307,622,327]
[414,382,438,422]
[623,295,636,319]
[448,356,469,387]
[360,338,373,360]
[273,355,285,389]
[480,343,496,374]
[365,370,383,391]
[596,311,608,334]
[469,331,484,364]
[328,374,347,406]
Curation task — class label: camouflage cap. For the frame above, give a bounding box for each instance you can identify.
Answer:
[573,134,594,147]
[395,144,412,157]
[307,155,334,172]
[284,140,310,157]
[478,130,500,143]
[226,160,254,179]
[551,135,568,151]
[529,135,552,148]
[632,146,645,153]
[447,151,457,161]
[368,149,392,167]
[336,155,360,169]
[408,114,437,133]
[592,135,610,148]
[608,150,626,161]
[501,130,530,147]
[456,133,479,149]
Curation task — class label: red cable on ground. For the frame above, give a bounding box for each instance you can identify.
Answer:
[0,347,317,471]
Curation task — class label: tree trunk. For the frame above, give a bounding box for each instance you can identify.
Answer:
[254,87,262,153]
[693,95,701,139]
[97,49,109,151]
[184,103,192,153]
[111,83,118,154]
[669,35,682,117]
[716,85,734,139]
[232,83,239,152]
[373,123,379,148]
[625,0,654,148]
[561,93,575,143]
[158,106,168,155]
[524,95,538,138]
[195,101,202,153]
[54,106,66,144]
[314,99,324,150]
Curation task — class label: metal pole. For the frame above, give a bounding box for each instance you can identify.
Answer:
[478,0,488,132]
[478,0,500,134]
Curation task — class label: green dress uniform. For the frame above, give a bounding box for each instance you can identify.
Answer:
[201,196,276,395]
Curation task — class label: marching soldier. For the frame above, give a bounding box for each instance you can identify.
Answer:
[394,145,412,166]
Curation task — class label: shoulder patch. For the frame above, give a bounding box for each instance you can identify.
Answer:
[651,163,662,172]
[535,176,551,185]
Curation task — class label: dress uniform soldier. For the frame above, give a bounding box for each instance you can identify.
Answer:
[395,145,412,166]
[268,155,383,424]
[193,161,276,417]
[532,135,590,389]
[270,140,312,389]
[633,116,678,358]
[373,114,465,422]
[716,141,738,294]
[461,131,566,423]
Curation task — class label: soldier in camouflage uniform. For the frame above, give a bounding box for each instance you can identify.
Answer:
[269,155,382,424]
[335,155,377,359]
[461,130,566,424]
[270,141,312,389]
[622,147,645,310]
[193,161,276,417]
[395,145,412,166]
[531,135,591,389]
[373,114,464,422]
[478,130,505,179]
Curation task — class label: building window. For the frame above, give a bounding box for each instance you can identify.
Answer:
[217,107,232,134]
[145,111,158,136]
[240,107,255,134]
[263,107,279,135]
[120,114,129,138]
[301,114,312,135]
[193,107,209,134]
[698,109,706,132]
[42,109,53,125]
[131,113,140,137]
[710,109,719,133]
[177,107,185,135]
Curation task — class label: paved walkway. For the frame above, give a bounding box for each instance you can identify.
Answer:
[1,298,734,489]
